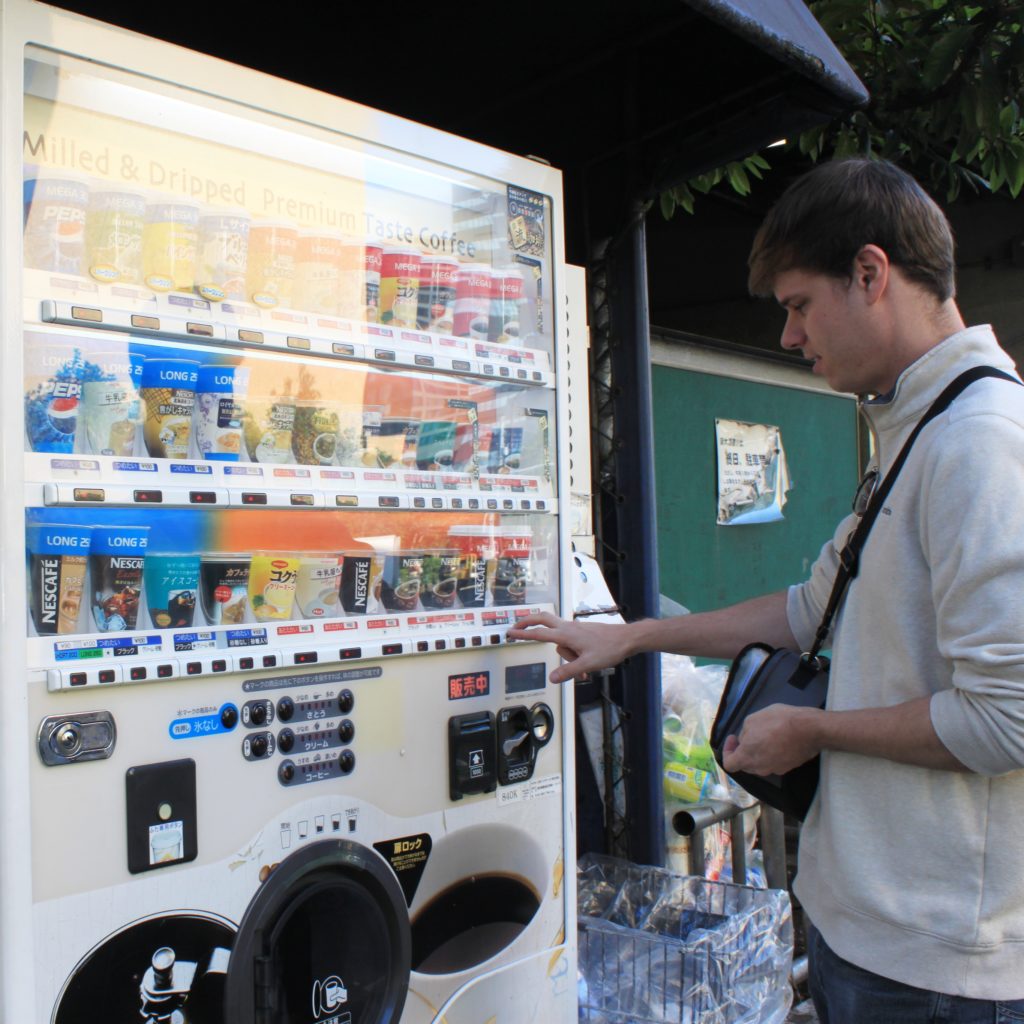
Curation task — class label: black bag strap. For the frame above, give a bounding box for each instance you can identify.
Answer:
[806,365,1020,662]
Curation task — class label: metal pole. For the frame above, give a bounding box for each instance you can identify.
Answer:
[604,206,663,866]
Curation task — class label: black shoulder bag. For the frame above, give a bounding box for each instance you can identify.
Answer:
[710,365,1018,820]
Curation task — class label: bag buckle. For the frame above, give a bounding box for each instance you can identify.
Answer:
[839,545,860,577]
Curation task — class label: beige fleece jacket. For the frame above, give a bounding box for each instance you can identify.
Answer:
[788,325,1024,999]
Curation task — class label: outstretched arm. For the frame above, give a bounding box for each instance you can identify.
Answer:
[506,590,797,684]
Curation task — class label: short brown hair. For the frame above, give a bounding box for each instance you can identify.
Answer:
[748,158,956,302]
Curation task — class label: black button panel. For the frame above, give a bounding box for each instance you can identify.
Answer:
[243,731,275,761]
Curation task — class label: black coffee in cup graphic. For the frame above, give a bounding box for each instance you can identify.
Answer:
[420,552,459,610]
[379,553,423,612]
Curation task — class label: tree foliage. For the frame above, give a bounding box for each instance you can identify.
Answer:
[660,0,1024,216]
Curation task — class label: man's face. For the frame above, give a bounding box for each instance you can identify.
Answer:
[773,267,888,395]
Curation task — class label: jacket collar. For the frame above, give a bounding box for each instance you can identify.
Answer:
[859,325,1015,442]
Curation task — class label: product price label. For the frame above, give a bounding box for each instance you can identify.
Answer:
[113,461,158,472]
[226,628,268,647]
[173,631,216,651]
[169,463,213,474]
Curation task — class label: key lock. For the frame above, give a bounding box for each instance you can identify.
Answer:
[496,702,555,786]
[139,944,230,1024]
[37,711,116,766]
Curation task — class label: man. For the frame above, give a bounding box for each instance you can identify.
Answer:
[509,159,1024,1022]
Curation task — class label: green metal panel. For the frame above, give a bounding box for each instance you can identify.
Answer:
[652,364,861,612]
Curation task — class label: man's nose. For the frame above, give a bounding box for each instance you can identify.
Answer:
[780,313,804,351]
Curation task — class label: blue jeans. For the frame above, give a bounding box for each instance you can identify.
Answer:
[807,923,1024,1024]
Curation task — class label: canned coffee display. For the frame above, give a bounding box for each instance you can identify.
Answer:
[379,247,421,328]
[489,269,524,343]
[379,552,424,612]
[89,525,148,632]
[84,188,145,284]
[453,263,492,338]
[199,554,251,625]
[420,551,460,610]
[417,255,458,332]
[26,522,91,635]
[340,552,375,614]
[294,229,343,315]
[246,220,297,308]
[142,199,200,292]
[23,175,89,275]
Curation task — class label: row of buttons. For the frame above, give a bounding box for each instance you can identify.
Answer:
[48,631,515,690]
[42,483,551,514]
[41,300,553,387]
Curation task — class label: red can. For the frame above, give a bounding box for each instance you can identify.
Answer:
[489,269,525,343]
[453,263,493,338]
[417,255,458,332]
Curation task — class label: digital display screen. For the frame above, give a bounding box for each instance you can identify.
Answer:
[505,662,546,694]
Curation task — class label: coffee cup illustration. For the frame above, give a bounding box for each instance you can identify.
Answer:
[379,553,423,611]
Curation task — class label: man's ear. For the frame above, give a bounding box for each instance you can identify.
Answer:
[853,244,889,304]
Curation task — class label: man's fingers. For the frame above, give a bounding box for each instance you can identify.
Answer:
[507,611,561,635]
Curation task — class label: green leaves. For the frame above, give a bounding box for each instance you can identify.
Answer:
[657,0,1024,217]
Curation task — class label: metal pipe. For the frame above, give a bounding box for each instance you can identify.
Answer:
[759,805,788,892]
[671,800,741,836]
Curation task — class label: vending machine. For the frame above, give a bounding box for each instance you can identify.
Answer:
[4,3,579,1021]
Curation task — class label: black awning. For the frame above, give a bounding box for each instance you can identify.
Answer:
[685,0,868,112]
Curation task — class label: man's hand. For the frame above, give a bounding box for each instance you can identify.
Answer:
[506,612,636,683]
[722,704,823,776]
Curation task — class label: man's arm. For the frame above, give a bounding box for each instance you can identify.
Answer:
[722,696,968,775]
[507,589,797,684]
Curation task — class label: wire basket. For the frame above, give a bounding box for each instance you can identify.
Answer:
[577,853,793,1024]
